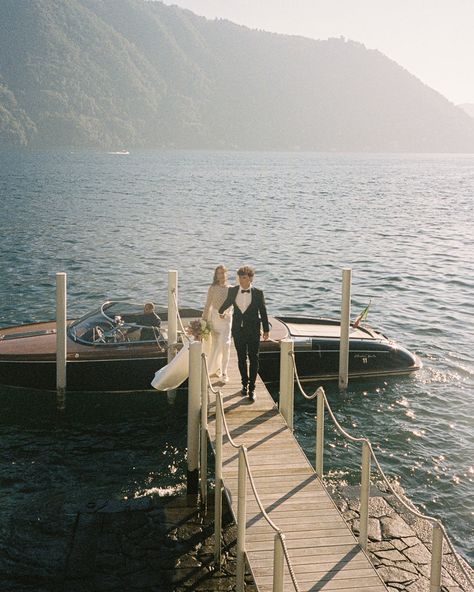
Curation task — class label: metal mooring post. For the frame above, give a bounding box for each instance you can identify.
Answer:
[339,268,351,389]
[56,272,67,410]
[167,270,178,363]
[187,340,202,495]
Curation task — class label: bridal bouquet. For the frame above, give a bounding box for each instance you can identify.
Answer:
[185,319,212,341]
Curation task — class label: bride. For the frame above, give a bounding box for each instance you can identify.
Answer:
[202,265,233,382]
[151,265,232,391]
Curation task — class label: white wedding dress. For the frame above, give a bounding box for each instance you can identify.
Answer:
[207,309,232,376]
[203,284,232,377]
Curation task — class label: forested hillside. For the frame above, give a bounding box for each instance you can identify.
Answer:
[1,0,474,151]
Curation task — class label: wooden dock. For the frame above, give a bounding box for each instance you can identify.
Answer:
[207,348,388,592]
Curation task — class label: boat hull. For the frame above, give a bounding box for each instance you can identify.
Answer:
[0,341,419,392]
[0,356,168,392]
[259,339,419,383]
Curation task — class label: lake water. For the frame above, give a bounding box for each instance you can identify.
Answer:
[0,150,472,581]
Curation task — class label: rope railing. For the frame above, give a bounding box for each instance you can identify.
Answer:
[288,350,473,589]
[201,353,220,396]
[170,288,190,342]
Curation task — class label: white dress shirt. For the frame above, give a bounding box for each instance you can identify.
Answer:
[235,284,252,313]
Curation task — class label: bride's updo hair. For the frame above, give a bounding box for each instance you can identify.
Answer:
[212,265,228,285]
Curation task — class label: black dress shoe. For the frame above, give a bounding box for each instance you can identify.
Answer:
[248,390,256,402]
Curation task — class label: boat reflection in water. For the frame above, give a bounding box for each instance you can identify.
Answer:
[0,300,421,392]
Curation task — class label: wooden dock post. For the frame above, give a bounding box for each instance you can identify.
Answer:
[200,354,208,505]
[167,270,178,363]
[430,523,443,592]
[236,446,247,592]
[56,272,67,409]
[279,339,294,430]
[214,393,223,568]
[273,533,285,592]
[359,440,371,549]
[316,386,325,477]
[187,340,201,495]
[339,267,351,389]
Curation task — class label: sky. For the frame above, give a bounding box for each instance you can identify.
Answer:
[162,0,474,106]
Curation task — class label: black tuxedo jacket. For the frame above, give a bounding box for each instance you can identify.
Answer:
[219,286,269,336]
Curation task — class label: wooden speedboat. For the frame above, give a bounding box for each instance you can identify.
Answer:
[0,301,421,392]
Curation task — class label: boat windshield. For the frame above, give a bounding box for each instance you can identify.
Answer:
[68,301,166,346]
[68,301,202,346]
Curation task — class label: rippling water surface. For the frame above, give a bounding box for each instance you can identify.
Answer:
[0,150,473,571]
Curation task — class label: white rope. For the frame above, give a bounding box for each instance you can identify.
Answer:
[201,353,220,395]
[289,351,473,586]
[279,533,300,592]
[171,288,190,342]
[217,394,240,450]
[290,352,319,401]
[242,448,281,533]
[322,390,366,444]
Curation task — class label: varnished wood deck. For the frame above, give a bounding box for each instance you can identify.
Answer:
[207,347,387,592]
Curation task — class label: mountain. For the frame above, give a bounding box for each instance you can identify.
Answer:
[458,103,474,119]
[1,0,474,151]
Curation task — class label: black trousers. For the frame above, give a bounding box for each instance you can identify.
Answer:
[233,329,260,390]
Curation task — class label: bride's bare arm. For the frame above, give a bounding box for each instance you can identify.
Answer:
[202,286,213,321]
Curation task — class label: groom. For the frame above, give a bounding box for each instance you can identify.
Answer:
[219,266,269,402]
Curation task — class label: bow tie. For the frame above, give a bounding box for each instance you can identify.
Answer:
[241,289,251,294]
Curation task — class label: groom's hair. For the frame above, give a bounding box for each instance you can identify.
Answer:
[237,266,255,278]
